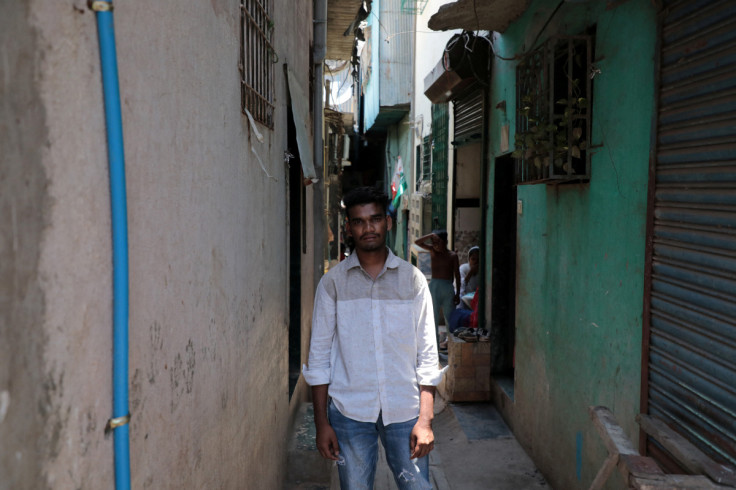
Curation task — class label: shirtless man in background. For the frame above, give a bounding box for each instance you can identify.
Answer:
[414,230,461,349]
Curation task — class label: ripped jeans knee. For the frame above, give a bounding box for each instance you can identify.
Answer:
[388,458,431,489]
[328,402,431,489]
[398,467,417,482]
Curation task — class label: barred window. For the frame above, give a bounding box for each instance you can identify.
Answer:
[514,35,593,184]
[414,136,432,191]
[422,135,432,182]
[240,0,275,128]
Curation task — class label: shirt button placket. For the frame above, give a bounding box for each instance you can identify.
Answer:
[372,282,387,416]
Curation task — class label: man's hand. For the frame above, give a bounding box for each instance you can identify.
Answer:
[316,423,340,461]
[311,384,339,461]
[410,419,435,459]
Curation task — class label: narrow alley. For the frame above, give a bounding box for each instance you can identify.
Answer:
[287,395,549,490]
[2,0,735,489]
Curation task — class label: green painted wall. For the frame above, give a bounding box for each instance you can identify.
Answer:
[485,1,657,488]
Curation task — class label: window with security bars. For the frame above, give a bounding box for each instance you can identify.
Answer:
[415,145,421,191]
[513,35,593,184]
[240,0,275,129]
[400,0,429,14]
[414,136,432,191]
[422,135,432,181]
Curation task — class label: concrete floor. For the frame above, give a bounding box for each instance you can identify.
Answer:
[286,398,550,489]
[428,403,549,490]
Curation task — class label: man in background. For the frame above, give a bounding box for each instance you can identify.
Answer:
[414,230,461,349]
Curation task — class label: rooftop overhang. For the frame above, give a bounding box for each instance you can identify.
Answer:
[366,104,410,134]
[427,0,530,32]
[326,0,365,60]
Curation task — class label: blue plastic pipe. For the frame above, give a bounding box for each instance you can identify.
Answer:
[93,2,131,489]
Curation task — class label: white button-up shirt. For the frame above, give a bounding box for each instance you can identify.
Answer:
[303,248,446,425]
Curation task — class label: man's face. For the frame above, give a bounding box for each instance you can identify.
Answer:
[345,203,392,252]
[469,252,479,267]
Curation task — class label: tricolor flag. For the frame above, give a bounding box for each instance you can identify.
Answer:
[388,157,406,214]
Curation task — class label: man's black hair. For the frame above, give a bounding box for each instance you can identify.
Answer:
[343,186,389,217]
[433,229,448,242]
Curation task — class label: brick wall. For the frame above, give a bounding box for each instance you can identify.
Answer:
[440,336,491,402]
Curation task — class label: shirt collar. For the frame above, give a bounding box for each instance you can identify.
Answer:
[345,247,400,272]
[385,248,401,270]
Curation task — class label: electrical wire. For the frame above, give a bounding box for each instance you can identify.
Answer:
[472,0,480,33]
[370,10,391,42]
[528,0,565,52]
[385,29,449,42]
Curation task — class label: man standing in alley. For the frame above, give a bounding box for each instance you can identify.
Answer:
[303,186,445,490]
[414,230,461,350]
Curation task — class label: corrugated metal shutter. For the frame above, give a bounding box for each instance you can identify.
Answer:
[431,103,449,230]
[453,87,484,146]
[379,0,413,108]
[645,0,736,467]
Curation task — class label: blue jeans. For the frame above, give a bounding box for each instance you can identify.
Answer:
[429,279,455,340]
[329,401,431,490]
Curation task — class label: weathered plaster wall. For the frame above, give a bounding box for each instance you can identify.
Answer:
[299,183,317,398]
[486,1,657,488]
[0,3,52,489]
[455,142,482,199]
[1,0,313,488]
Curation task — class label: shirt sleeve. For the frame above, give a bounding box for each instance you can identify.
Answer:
[302,278,336,386]
[415,278,448,386]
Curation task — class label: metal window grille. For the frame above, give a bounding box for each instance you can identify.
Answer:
[240,0,275,129]
[431,103,449,230]
[514,35,593,184]
[415,145,421,191]
[400,0,429,14]
[422,135,432,181]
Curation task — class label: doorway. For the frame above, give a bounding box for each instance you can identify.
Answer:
[287,103,303,399]
[490,154,517,383]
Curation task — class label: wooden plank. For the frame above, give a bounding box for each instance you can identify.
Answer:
[590,406,639,456]
[632,474,730,489]
[616,451,667,485]
[590,408,736,490]
[637,414,736,486]
[620,454,665,479]
[589,453,618,490]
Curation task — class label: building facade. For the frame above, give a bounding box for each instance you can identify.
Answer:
[0,0,325,488]
[485,3,657,486]
[422,0,736,487]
